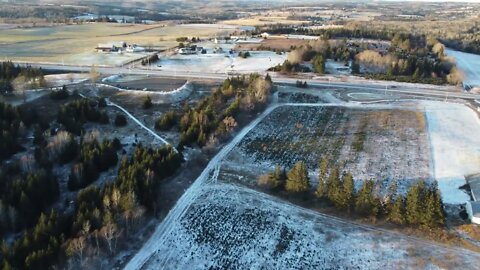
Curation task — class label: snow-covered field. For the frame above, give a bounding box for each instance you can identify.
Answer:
[422,100,480,204]
[446,48,480,89]
[137,182,478,270]
[155,40,286,73]
[226,101,431,195]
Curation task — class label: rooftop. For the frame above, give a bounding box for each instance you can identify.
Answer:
[467,174,480,201]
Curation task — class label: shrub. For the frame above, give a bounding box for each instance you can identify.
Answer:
[114,114,127,127]
[142,96,152,109]
[49,86,69,100]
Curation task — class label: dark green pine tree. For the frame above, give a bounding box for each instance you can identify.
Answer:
[327,166,340,203]
[387,196,406,225]
[385,181,398,215]
[405,180,426,225]
[339,172,355,212]
[268,165,286,189]
[355,179,380,217]
[424,182,445,228]
[285,161,310,193]
[315,157,329,199]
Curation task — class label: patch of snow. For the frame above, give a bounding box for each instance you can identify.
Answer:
[44,73,89,87]
[445,48,480,89]
[422,100,480,204]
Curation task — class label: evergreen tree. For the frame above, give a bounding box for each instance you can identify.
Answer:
[355,179,380,217]
[327,166,340,204]
[312,54,326,74]
[269,165,286,189]
[405,180,425,225]
[385,181,398,214]
[285,161,310,193]
[315,157,329,199]
[424,182,445,228]
[339,172,355,212]
[387,197,406,225]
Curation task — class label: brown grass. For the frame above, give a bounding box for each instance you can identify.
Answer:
[235,38,309,52]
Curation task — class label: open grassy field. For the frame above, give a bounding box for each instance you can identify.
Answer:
[0,23,237,65]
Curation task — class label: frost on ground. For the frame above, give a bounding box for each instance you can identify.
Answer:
[226,105,431,193]
[445,48,480,89]
[44,73,90,87]
[154,40,286,73]
[422,100,480,204]
[140,182,478,270]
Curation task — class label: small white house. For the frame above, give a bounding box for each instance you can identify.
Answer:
[126,44,145,53]
[260,32,271,38]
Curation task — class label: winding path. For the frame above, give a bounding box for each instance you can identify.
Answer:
[106,99,177,152]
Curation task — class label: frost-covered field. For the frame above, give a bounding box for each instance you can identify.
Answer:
[226,104,431,193]
[155,40,286,73]
[140,182,477,269]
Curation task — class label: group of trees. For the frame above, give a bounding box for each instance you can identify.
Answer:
[68,139,120,190]
[0,102,42,161]
[57,99,109,135]
[259,159,445,229]
[354,34,462,85]
[49,86,70,100]
[0,167,59,234]
[271,39,354,74]
[1,142,182,269]
[156,74,272,148]
[0,62,46,93]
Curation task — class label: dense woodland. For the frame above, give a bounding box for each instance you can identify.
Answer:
[0,62,46,93]
[0,102,43,162]
[0,91,183,269]
[259,159,445,229]
[57,99,109,135]
[156,74,273,148]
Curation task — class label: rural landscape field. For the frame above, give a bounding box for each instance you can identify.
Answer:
[1,0,480,269]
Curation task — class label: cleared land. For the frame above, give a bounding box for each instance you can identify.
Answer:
[226,105,431,193]
[140,182,478,269]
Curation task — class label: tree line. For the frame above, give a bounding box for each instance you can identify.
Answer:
[259,159,445,229]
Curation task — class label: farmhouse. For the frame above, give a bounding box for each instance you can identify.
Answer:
[96,41,127,52]
[466,175,480,224]
[126,44,146,53]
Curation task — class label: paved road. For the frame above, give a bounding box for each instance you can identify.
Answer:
[22,63,480,101]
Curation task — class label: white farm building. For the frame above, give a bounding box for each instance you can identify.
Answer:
[466,176,480,224]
